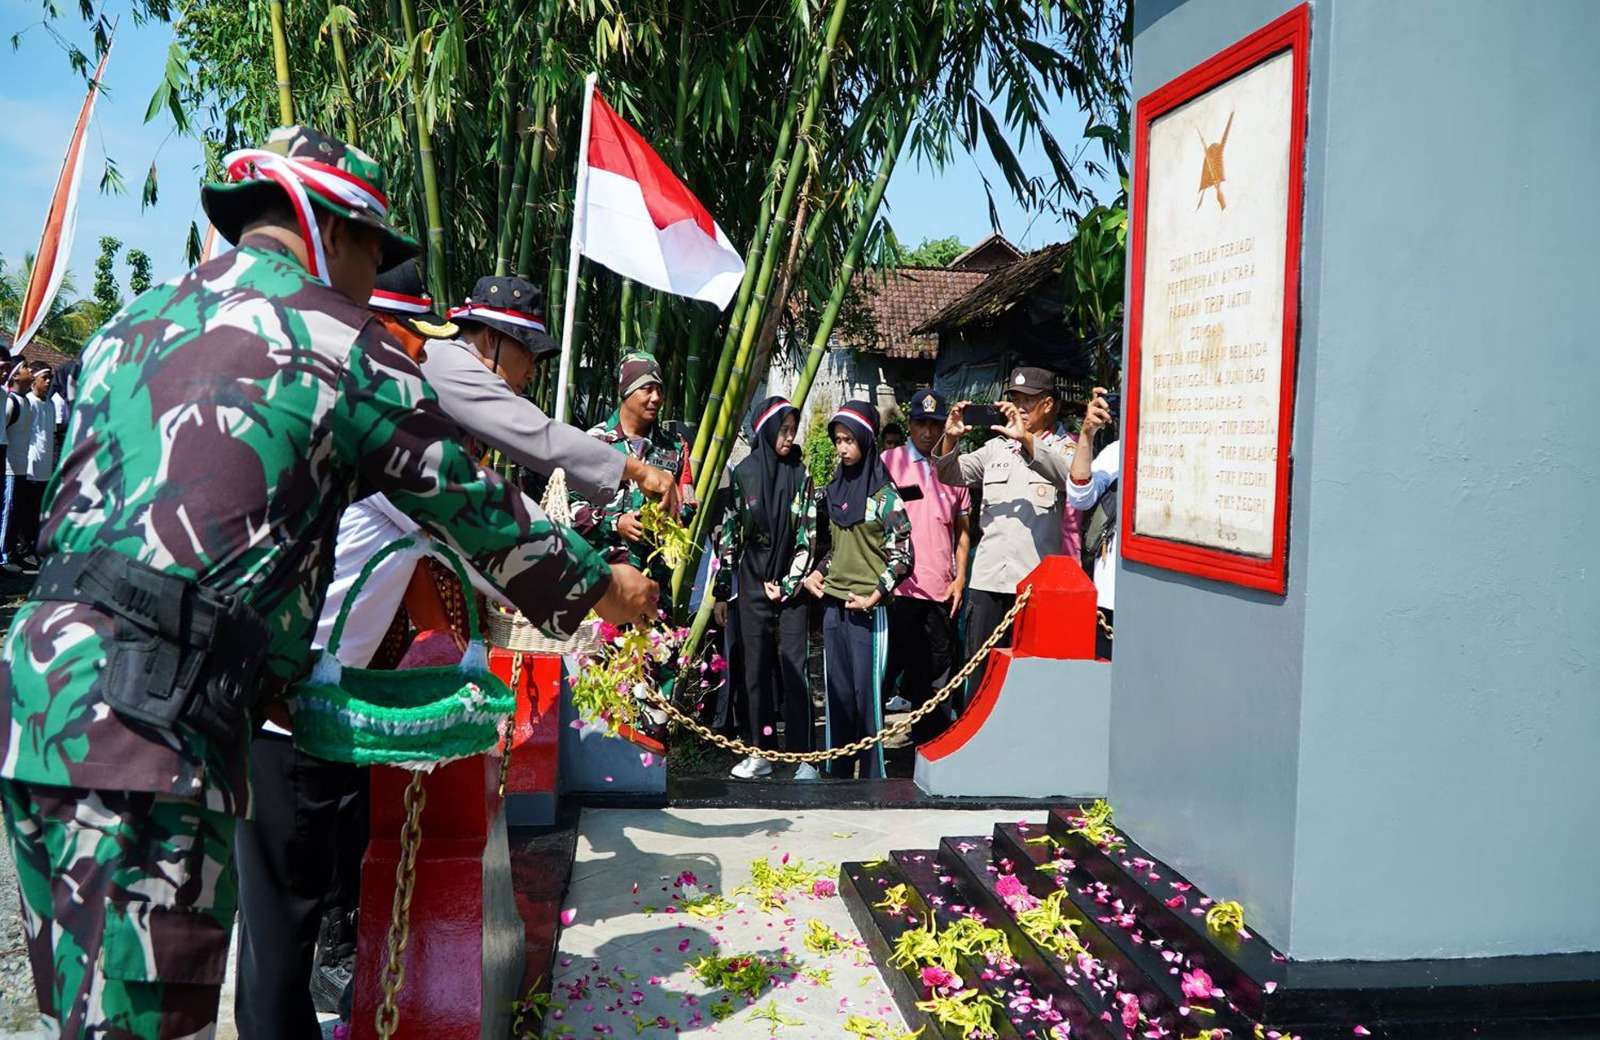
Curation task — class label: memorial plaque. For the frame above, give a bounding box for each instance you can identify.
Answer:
[1122,6,1308,593]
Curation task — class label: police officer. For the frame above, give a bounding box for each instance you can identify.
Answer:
[0,125,656,1039]
[934,366,1074,687]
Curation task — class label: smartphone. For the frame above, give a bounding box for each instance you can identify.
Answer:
[1104,393,1121,417]
[964,403,1006,429]
[896,483,925,502]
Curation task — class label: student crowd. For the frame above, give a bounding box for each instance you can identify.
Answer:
[706,370,1121,783]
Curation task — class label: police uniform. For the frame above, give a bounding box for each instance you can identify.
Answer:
[0,127,612,1038]
[933,366,1074,683]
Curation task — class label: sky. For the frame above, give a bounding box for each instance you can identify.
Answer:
[0,1,1115,292]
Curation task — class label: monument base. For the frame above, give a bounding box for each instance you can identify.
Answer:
[842,807,1600,1039]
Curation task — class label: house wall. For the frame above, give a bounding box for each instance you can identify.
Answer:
[766,342,932,427]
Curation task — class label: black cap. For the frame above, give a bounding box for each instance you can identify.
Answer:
[907,387,949,423]
[1006,365,1058,396]
[368,259,458,339]
[449,276,559,358]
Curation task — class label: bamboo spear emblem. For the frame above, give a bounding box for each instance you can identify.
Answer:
[1196,110,1234,210]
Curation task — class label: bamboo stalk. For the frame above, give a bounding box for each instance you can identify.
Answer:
[515,86,553,278]
[327,4,357,141]
[672,0,851,601]
[268,0,294,125]
[495,72,517,224]
[396,0,449,302]
[495,98,533,276]
[686,33,812,476]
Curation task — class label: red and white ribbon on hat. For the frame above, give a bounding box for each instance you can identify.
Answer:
[830,405,877,439]
[369,289,433,313]
[446,303,547,334]
[223,148,390,286]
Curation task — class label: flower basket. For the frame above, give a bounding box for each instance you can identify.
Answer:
[287,537,515,770]
[485,466,602,657]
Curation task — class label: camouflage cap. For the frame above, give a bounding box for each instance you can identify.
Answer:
[202,125,419,273]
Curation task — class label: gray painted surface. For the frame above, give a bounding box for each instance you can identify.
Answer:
[917,657,1111,798]
[559,672,668,796]
[1112,0,1600,961]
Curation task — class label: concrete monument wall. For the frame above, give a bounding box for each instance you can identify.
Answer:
[1111,0,1600,961]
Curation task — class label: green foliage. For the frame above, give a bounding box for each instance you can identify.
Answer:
[1063,203,1128,387]
[0,253,98,353]
[734,856,839,911]
[92,236,123,321]
[687,951,787,1001]
[126,250,153,295]
[1015,889,1087,959]
[901,235,966,268]
[802,396,838,488]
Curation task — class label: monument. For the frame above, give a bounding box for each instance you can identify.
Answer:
[846,2,1600,1034]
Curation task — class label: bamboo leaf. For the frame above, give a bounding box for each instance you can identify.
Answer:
[140,162,159,210]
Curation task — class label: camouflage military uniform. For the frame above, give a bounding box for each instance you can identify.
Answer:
[572,411,693,574]
[781,485,914,598]
[0,133,609,1036]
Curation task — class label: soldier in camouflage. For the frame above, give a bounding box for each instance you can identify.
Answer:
[0,126,656,1039]
[572,351,695,580]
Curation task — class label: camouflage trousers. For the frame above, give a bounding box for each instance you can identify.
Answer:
[0,779,237,1039]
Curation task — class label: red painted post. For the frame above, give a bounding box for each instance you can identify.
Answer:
[353,755,522,1039]
[489,649,562,797]
[1010,555,1098,660]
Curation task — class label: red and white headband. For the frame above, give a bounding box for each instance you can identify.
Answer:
[829,406,877,441]
[446,303,547,334]
[753,398,795,435]
[369,289,433,314]
[223,148,389,286]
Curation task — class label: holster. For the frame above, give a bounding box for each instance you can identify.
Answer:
[30,549,270,748]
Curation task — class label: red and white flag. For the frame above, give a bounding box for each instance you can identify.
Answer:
[13,42,112,350]
[578,87,744,308]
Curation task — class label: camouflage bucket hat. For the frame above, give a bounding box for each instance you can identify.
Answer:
[202,125,419,273]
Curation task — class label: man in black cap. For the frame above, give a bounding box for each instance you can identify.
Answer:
[881,388,971,743]
[934,367,1074,692]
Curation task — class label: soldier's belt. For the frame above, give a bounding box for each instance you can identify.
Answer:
[31,549,270,748]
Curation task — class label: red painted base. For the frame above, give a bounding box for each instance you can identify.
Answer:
[491,650,563,796]
[352,756,522,1040]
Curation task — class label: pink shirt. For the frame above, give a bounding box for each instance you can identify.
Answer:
[882,443,970,601]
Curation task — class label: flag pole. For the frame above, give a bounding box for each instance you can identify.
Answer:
[554,72,598,424]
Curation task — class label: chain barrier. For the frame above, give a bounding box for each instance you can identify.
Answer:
[639,585,1033,765]
[497,652,523,800]
[374,771,428,1040]
[1096,609,1113,640]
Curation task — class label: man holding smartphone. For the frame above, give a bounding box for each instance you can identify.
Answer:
[1068,387,1120,660]
[934,366,1074,693]
[881,389,971,743]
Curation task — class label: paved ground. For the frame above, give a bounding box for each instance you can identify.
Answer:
[547,806,1019,1039]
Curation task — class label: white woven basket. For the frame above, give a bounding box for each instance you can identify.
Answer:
[485,467,602,656]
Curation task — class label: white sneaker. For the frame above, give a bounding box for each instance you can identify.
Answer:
[885,696,913,712]
[730,756,773,779]
[794,763,821,781]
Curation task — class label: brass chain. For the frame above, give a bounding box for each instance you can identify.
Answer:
[1096,609,1113,639]
[374,771,428,1040]
[640,585,1033,765]
[497,653,523,800]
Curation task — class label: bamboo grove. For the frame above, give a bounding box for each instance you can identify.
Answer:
[42,0,1130,616]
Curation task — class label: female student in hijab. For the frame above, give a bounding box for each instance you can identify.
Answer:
[715,396,819,781]
[786,401,914,779]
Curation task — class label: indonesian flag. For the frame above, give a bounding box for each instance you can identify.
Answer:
[13,43,112,350]
[579,87,745,308]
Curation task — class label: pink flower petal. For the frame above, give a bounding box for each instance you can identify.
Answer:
[1353,1028,1371,1037]
[560,908,577,926]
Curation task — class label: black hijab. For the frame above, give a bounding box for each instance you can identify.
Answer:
[734,396,804,581]
[825,401,889,528]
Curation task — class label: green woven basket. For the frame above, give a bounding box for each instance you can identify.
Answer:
[287,537,515,770]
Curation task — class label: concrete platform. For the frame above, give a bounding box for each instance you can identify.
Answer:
[549,806,1028,1038]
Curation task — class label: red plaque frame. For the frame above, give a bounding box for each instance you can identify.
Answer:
[1120,4,1309,594]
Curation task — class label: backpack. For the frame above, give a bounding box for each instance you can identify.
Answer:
[1079,477,1118,575]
